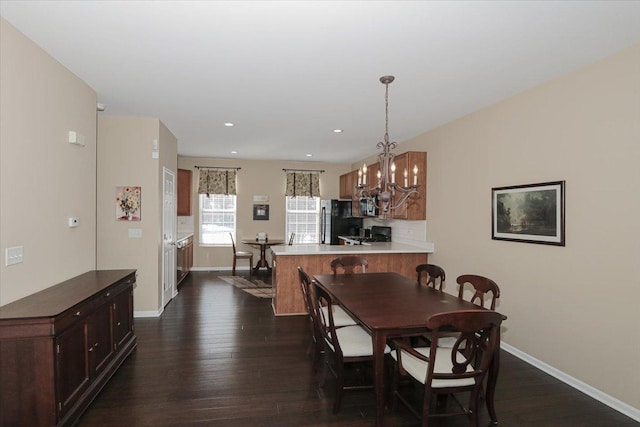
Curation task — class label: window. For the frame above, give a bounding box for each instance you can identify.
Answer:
[286,196,320,244]
[200,194,236,245]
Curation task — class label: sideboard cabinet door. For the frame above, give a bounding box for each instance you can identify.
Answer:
[56,322,91,418]
[113,287,134,351]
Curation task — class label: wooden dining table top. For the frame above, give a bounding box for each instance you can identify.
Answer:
[313,272,483,332]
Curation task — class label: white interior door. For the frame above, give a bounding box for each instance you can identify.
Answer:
[162,167,176,308]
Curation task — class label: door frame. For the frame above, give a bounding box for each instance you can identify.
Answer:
[162,167,177,309]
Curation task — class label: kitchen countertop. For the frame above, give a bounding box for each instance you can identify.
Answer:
[176,232,194,242]
[271,241,434,256]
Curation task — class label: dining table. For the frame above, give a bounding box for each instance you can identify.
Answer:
[240,239,284,271]
[313,271,503,427]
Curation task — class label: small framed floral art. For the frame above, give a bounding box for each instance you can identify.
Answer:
[116,186,141,221]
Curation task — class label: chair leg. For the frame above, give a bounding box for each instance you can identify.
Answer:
[248,257,253,279]
[319,350,329,388]
[232,257,237,276]
[333,362,345,414]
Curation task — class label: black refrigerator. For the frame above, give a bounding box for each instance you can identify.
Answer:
[320,199,363,245]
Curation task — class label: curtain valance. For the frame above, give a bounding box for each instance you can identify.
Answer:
[198,169,237,196]
[285,171,320,197]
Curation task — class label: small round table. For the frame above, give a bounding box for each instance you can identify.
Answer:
[241,239,284,271]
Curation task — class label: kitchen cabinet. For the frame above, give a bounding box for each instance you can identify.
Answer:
[177,235,193,285]
[390,151,426,220]
[339,170,355,199]
[177,168,192,216]
[0,270,137,427]
[339,169,362,217]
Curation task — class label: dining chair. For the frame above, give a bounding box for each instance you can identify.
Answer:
[297,267,357,372]
[457,274,500,310]
[416,264,446,291]
[434,275,501,349]
[311,281,391,414]
[330,256,368,274]
[229,232,253,278]
[390,309,505,427]
[288,232,295,245]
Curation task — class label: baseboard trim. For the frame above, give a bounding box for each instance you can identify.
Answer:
[501,342,640,422]
[191,266,246,272]
[134,309,162,318]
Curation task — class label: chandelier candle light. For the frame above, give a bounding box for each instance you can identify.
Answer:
[355,75,420,217]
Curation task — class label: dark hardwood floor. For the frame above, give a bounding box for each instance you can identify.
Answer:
[78,271,637,426]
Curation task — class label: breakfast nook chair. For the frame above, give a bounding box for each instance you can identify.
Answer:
[416,264,446,291]
[330,256,368,274]
[391,309,506,427]
[229,232,253,279]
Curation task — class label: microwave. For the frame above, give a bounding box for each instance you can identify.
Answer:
[359,197,378,217]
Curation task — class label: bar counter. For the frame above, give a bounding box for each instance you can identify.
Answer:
[270,242,434,315]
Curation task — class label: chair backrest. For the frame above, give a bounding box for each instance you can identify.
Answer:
[288,232,295,245]
[229,232,237,254]
[297,266,314,314]
[425,310,505,386]
[456,275,500,310]
[311,281,343,358]
[416,264,446,291]
[330,256,368,274]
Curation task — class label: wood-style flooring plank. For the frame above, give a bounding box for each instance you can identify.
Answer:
[78,272,638,427]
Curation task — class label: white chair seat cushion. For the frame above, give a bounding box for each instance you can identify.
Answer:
[436,334,460,348]
[322,305,358,327]
[328,325,391,358]
[392,347,475,388]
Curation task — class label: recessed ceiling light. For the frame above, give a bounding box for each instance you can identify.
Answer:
[332,129,343,133]
[306,154,313,157]
[224,122,235,127]
[231,151,237,154]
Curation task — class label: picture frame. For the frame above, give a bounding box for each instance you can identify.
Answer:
[116,186,141,221]
[492,181,565,246]
[253,204,269,220]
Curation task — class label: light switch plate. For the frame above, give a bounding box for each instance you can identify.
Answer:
[6,246,24,266]
[128,228,142,238]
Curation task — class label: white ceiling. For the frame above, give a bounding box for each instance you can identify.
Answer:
[2,1,640,163]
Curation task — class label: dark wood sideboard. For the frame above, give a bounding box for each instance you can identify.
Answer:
[0,270,137,427]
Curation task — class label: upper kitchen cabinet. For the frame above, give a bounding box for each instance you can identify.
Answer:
[339,169,362,217]
[390,151,426,220]
[339,169,357,200]
[177,168,192,216]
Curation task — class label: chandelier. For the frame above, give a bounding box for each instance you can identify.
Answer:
[355,75,420,217]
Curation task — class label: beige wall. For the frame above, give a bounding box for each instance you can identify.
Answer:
[0,18,97,305]
[97,116,177,314]
[177,157,350,269]
[396,45,640,411]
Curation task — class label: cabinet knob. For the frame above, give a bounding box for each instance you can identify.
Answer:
[117,322,122,326]
[88,346,93,352]
[105,292,110,297]
[73,311,81,317]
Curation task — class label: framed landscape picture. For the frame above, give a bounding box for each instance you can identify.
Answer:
[492,181,565,246]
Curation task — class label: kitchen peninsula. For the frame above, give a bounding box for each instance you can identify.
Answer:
[270,242,434,315]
